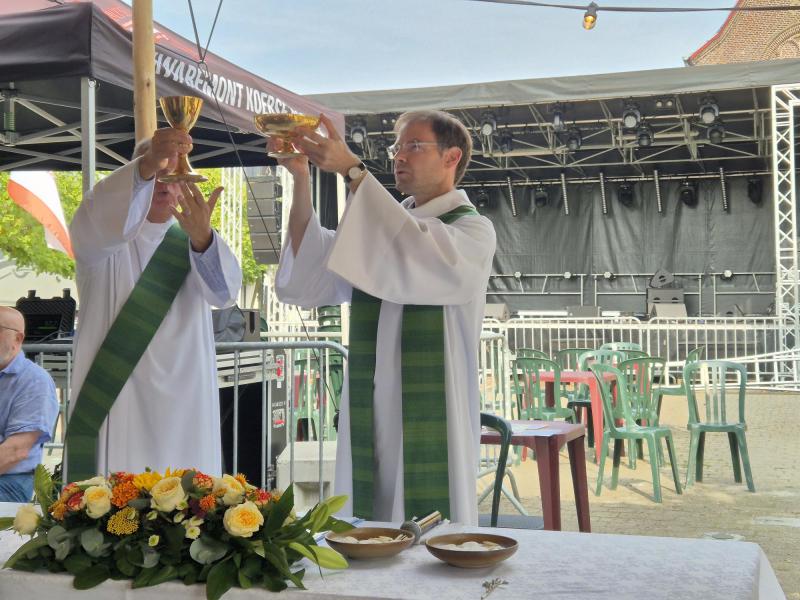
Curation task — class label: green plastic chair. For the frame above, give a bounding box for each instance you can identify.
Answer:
[554,347,594,371]
[618,356,667,467]
[683,360,755,492]
[480,412,512,527]
[601,342,643,352]
[515,348,549,359]
[621,349,649,360]
[512,357,575,423]
[654,346,705,424]
[590,363,682,503]
[565,349,626,447]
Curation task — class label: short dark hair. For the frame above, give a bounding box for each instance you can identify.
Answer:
[394,110,472,185]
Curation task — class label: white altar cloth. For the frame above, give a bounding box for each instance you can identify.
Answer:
[0,508,785,599]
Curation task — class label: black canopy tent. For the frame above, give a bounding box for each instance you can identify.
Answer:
[0,0,344,182]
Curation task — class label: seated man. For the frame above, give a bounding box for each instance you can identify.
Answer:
[0,306,59,502]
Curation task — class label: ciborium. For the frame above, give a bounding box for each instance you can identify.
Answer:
[254,113,321,158]
[158,96,207,183]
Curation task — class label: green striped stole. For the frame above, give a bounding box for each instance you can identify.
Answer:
[349,203,478,520]
[65,224,191,482]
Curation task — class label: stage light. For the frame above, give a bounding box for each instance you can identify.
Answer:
[622,102,641,130]
[566,127,582,152]
[719,167,729,212]
[480,111,497,137]
[653,169,663,214]
[507,176,517,217]
[636,123,654,147]
[474,188,490,211]
[599,172,608,215]
[721,269,734,281]
[583,2,598,29]
[552,105,566,133]
[618,181,634,207]
[603,271,616,281]
[747,177,763,204]
[699,95,719,125]
[655,97,674,110]
[349,120,367,144]
[375,136,389,161]
[534,184,549,208]
[561,172,570,216]
[707,121,725,144]
[679,179,698,207]
[563,271,574,280]
[499,132,514,153]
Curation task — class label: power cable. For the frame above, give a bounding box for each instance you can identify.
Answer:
[466,0,800,13]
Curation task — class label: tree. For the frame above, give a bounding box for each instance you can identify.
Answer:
[0,169,265,284]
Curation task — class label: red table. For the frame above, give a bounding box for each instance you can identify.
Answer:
[538,370,605,462]
[481,420,591,533]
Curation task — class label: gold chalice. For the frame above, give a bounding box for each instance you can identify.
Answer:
[158,95,207,183]
[254,113,321,158]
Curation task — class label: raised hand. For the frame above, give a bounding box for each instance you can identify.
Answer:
[138,128,193,180]
[171,182,223,252]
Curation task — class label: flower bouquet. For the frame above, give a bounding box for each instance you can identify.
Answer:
[0,465,352,599]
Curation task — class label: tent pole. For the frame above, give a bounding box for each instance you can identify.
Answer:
[80,77,96,193]
[132,0,157,144]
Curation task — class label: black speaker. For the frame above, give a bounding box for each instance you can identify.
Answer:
[646,287,684,305]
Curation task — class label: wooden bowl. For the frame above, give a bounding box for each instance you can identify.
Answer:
[325,527,414,559]
[425,533,518,568]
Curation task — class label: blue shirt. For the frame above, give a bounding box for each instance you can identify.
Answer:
[0,352,59,473]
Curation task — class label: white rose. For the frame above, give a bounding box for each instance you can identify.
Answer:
[213,475,245,506]
[150,477,188,513]
[222,501,264,538]
[81,486,112,519]
[75,476,109,489]
[13,504,40,535]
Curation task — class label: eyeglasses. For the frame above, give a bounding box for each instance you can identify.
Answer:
[0,324,21,334]
[386,140,443,160]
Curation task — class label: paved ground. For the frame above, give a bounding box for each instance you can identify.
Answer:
[478,390,800,598]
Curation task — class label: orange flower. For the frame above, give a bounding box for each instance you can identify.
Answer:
[112,481,140,508]
[193,473,214,492]
[50,500,67,521]
[66,490,84,512]
[59,483,80,501]
[234,473,248,488]
[251,489,271,507]
[111,472,134,486]
[199,494,217,513]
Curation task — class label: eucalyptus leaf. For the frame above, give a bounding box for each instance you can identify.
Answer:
[140,545,160,569]
[54,540,72,561]
[80,528,104,554]
[180,471,196,493]
[63,552,93,575]
[47,525,69,549]
[189,536,229,565]
[127,498,150,511]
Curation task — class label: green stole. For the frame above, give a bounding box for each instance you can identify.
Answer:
[65,224,191,483]
[348,204,478,520]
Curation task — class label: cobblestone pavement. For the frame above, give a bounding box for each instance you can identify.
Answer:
[478,391,800,598]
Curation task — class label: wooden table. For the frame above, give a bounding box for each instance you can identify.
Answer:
[481,420,591,533]
[538,370,606,462]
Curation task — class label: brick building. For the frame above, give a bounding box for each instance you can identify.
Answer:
[687,0,800,65]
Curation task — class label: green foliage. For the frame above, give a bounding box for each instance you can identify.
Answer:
[0,169,264,283]
[1,469,352,600]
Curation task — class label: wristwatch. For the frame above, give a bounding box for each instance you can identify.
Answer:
[344,162,367,184]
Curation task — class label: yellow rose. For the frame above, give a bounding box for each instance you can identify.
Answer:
[150,477,187,512]
[82,486,112,519]
[222,501,264,538]
[13,504,40,535]
[213,475,245,506]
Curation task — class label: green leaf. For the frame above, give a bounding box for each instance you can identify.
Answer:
[140,545,160,569]
[320,494,348,515]
[0,517,15,531]
[308,504,331,533]
[33,465,55,515]
[237,569,253,589]
[54,540,72,561]
[163,523,186,552]
[264,485,294,536]
[322,516,356,534]
[79,528,104,554]
[288,542,348,570]
[206,558,236,600]
[262,542,290,578]
[115,555,137,577]
[240,555,262,579]
[127,498,150,511]
[189,536,229,565]
[4,534,49,569]
[47,525,69,549]
[287,568,306,590]
[181,470,197,493]
[63,552,93,575]
[73,564,110,590]
[262,574,288,592]
[148,564,179,586]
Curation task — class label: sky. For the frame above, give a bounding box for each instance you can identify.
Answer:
[123,1,735,95]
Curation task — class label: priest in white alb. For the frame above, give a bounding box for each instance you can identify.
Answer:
[274,111,496,525]
[67,127,242,480]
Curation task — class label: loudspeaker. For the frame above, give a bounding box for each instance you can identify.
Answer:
[646,287,684,306]
[650,303,688,318]
[484,303,510,320]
